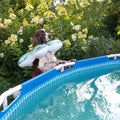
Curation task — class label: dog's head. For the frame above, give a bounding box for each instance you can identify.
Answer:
[33,29,52,47]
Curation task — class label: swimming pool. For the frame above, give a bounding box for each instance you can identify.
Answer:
[0,54,120,120]
[25,71,120,120]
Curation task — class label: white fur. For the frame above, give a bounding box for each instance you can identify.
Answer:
[45,32,51,41]
[41,29,52,42]
[37,52,57,72]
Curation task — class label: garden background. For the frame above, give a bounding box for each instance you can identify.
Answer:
[0,0,120,94]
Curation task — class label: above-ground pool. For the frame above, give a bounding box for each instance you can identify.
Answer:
[0,54,120,120]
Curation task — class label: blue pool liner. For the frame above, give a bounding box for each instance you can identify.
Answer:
[0,55,120,119]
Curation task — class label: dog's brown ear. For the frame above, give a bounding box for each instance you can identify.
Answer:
[33,34,38,47]
[33,29,46,47]
[33,30,40,47]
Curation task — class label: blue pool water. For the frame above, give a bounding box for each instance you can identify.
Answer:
[24,71,120,120]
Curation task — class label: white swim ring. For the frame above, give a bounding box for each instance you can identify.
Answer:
[32,44,48,58]
[47,40,63,53]
[18,44,48,67]
[18,40,63,68]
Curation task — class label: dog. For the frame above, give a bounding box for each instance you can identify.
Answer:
[32,29,75,77]
[33,29,52,47]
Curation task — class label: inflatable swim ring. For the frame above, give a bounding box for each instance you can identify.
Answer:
[18,40,63,67]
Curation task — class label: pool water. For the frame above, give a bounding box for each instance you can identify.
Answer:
[24,71,120,120]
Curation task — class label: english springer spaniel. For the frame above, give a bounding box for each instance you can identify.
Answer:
[33,29,52,47]
[32,29,75,78]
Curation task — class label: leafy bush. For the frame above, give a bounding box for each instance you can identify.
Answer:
[0,0,119,93]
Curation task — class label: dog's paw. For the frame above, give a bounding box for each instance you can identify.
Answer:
[70,59,77,62]
[56,60,67,65]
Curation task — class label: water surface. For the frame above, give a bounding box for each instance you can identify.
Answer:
[25,71,120,120]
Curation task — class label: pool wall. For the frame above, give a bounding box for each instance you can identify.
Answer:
[0,54,120,119]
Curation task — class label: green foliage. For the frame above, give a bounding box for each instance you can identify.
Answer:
[85,36,116,57]
[104,0,120,38]
[0,0,119,94]
[0,76,11,94]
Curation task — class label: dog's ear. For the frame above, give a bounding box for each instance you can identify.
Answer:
[33,30,40,47]
[33,33,38,47]
[33,29,46,47]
